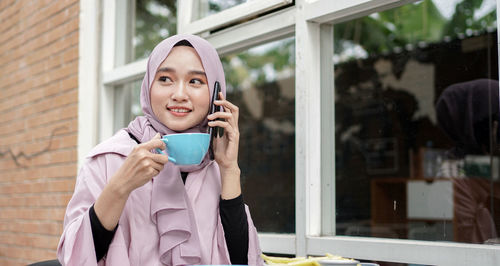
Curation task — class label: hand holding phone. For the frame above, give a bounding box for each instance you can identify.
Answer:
[208,81,224,159]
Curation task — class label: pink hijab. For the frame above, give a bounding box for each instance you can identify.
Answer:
[126,34,229,264]
[129,34,226,141]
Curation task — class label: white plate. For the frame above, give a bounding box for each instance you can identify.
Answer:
[319,259,360,265]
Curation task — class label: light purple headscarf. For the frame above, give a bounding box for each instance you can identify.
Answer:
[126,34,228,264]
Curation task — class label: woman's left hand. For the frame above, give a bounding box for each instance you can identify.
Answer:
[207,92,240,171]
[207,92,242,199]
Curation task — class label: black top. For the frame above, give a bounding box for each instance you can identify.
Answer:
[89,205,117,261]
[88,133,249,263]
[219,194,249,264]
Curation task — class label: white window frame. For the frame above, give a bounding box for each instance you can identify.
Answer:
[76,0,500,264]
[178,0,293,35]
[77,0,100,168]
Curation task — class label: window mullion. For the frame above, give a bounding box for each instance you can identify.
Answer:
[205,7,295,55]
[320,23,335,236]
[78,0,100,168]
[99,0,120,142]
[115,0,131,66]
[177,0,195,34]
[182,0,293,35]
[259,233,296,255]
[295,0,322,257]
[304,0,417,24]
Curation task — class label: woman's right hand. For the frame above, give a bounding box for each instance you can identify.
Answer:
[95,133,168,230]
[110,133,169,195]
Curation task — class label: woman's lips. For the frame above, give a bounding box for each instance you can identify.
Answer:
[167,107,192,117]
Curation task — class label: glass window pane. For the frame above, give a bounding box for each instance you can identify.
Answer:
[132,0,177,62]
[333,0,499,244]
[113,80,142,132]
[194,0,249,20]
[222,37,296,233]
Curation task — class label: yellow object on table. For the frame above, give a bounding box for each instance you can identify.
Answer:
[261,253,357,266]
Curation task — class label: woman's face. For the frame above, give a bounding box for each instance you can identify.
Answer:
[150,46,210,131]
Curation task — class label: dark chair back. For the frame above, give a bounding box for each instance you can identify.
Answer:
[27,260,61,266]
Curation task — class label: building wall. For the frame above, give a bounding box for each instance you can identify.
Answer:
[0,0,79,264]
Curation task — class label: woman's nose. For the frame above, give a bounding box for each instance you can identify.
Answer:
[171,81,188,101]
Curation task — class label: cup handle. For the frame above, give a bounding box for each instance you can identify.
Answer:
[155,148,176,164]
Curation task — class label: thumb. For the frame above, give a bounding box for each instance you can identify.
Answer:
[140,133,164,150]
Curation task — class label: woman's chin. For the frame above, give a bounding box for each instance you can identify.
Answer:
[162,121,195,132]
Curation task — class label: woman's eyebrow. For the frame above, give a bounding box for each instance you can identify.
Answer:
[156,67,206,77]
[189,70,206,76]
[157,67,175,73]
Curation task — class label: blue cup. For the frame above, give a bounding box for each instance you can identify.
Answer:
[156,133,210,165]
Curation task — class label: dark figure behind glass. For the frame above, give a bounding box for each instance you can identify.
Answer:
[436,79,500,244]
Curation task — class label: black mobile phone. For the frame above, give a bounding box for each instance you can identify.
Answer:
[209,81,224,159]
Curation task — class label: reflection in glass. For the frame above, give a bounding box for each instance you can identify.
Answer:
[222,37,295,233]
[352,258,428,266]
[132,0,177,61]
[195,0,248,19]
[333,0,499,244]
[113,80,143,133]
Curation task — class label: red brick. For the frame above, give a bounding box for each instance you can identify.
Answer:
[60,74,78,92]
[0,3,79,73]
[0,232,60,249]
[0,257,26,266]
[0,163,76,183]
[2,181,40,194]
[0,207,66,221]
[0,220,63,236]
[0,56,78,92]
[0,74,77,122]
[0,8,20,35]
[0,18,78,80]
[0,34,78,101]
[0,120,24,136]
[0,244,57,262]
[0,118,76,145]
[0,119,77,149]
[18,89,78,121]
[27,149,77,168]
[62,45,79,63]
[0,1,21,24]
[0,0,17,11]
[0,193,72,208]
[0,0,76,45]
[25,103,78,129]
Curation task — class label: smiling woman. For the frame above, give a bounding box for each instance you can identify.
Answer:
[57,35,263,266]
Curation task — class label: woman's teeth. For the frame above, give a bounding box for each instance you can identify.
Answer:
[170,108,190,113]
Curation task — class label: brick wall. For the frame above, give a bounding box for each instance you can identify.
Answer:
[0,0,79,265]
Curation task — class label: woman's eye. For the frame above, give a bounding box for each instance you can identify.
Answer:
[159,76,172,82]
[190,79,204,85]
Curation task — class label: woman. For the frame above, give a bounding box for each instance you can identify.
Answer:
[436,79,500,244]
[57,34,263,265]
